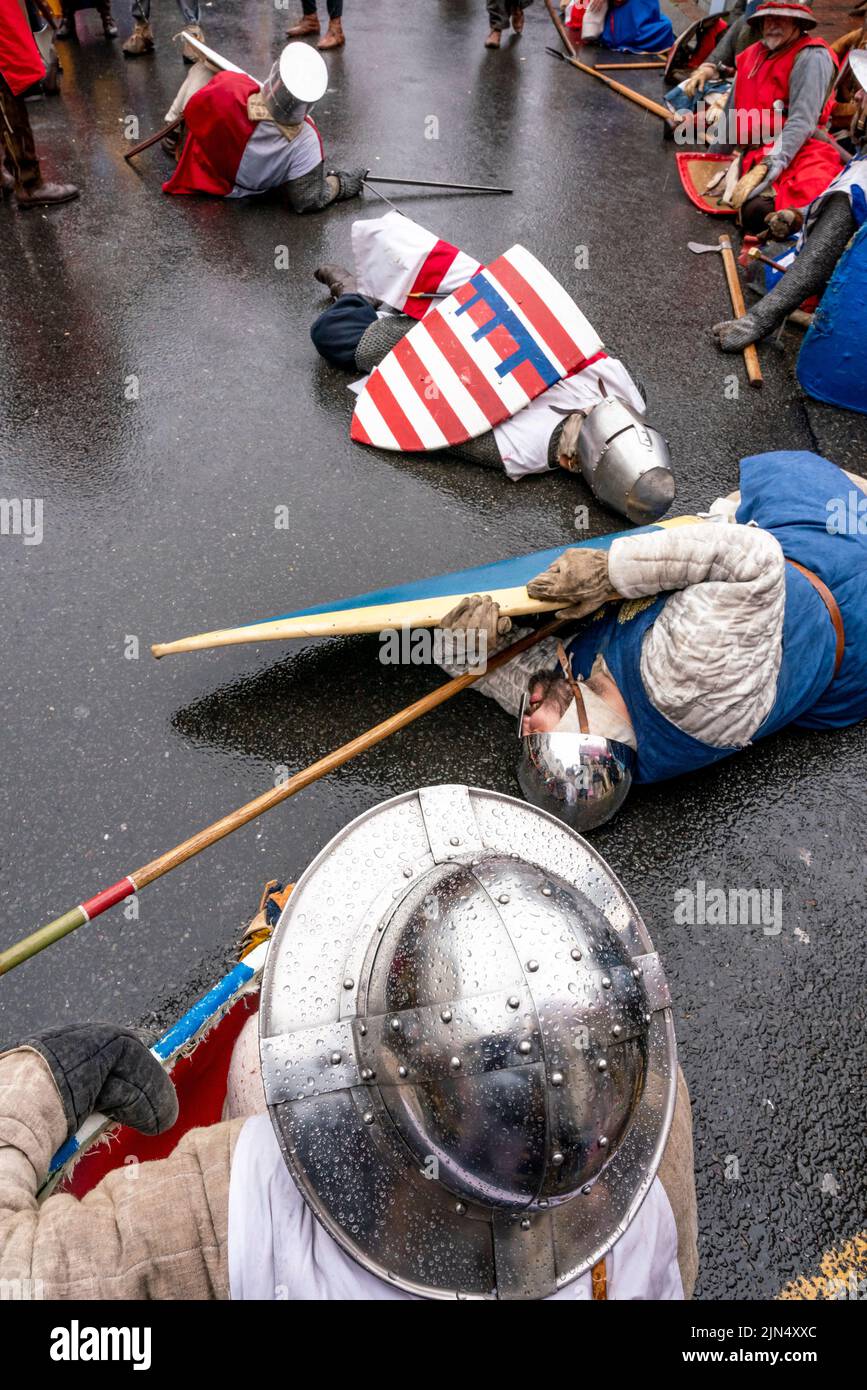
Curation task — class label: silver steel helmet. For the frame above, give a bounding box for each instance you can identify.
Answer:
[849,47,867,95]
[260,42,328,125]
[259,785,676,1300]
[518,731,635,833]
[575,395,675,525]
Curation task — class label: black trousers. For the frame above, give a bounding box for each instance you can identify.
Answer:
[310,294,376,370]
[131,0,201,23]
[302,0,344,17]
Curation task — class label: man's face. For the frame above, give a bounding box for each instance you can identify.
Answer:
[763,17,800,50]
[522,679,571,735]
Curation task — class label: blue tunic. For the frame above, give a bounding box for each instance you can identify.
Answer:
[600,0,674,54]
[563,451,867,784]
[797,219,867,417]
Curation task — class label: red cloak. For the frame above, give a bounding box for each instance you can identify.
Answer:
[0,0,46,95]
[734,36,844,212]
[163,71,259,198]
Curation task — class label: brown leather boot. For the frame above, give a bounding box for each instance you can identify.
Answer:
[15,180,80,210]
[122,20,154,56]
[286,13,320,38]
[318,18,345,49]
[485,28,502,48]
[511,6,525,33]
[314,263,358,299]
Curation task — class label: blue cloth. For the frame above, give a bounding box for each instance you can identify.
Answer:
[600,0,674,54]
[736,452,867,730]
[310,293,377,370]
[797,221,867,417]
[663,78,730,116]
[562,451,867,783]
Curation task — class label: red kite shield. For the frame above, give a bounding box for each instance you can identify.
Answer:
[350,245,604,451]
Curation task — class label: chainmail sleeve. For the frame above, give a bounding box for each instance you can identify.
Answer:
[448,433,505,470]
[354,314,415,372]
[749,194,857,332]
[284,163,364,214]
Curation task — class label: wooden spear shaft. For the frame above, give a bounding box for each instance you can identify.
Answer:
[543,0,671,121]
[0,620,563,977]
[563,53,672,121]
[544,0,579,57]
[718,233,763,389]
[595,62,667,71]
[124,117,183,163]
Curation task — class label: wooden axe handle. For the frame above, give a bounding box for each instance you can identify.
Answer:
[719,234,763,389]
[124,118,183,164]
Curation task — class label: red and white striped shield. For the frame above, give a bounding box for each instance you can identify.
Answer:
[350,246,604,451]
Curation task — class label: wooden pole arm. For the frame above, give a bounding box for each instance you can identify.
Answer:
[719,234,763,389]
[0,621,563,976]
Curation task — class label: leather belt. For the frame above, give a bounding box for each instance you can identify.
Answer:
[786,560,845,678]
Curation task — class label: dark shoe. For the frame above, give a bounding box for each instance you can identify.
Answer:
[43,55,62,94]
[315,263,358,299]
[317,18,344,49]
[55,17,72,39]
[15,180,80,209]
[286,13,320,38]
[161,125,183,159]
[485,28,502,48]
[103,19,118,38]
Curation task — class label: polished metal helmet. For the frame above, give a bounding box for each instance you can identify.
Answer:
[849,47,867,95]
[259,785,676,1300]
[517,646,635,833]
[518,731,635,833]
[260,42,328,125]
[575,395,675,525]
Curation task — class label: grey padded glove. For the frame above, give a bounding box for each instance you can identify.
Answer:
[25,1023,179,1139]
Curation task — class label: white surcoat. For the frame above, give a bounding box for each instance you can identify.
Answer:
[227,1112,684,1301]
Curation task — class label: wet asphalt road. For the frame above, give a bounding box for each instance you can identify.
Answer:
[1,0,865,1300]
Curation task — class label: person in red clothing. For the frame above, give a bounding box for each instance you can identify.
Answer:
[726,1,844,231]
[162,42,364,211]
[0,0,79,207]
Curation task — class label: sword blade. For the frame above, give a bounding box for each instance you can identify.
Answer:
[364,176,512,195]
[178,31,253,79]
[362,180,403,213]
